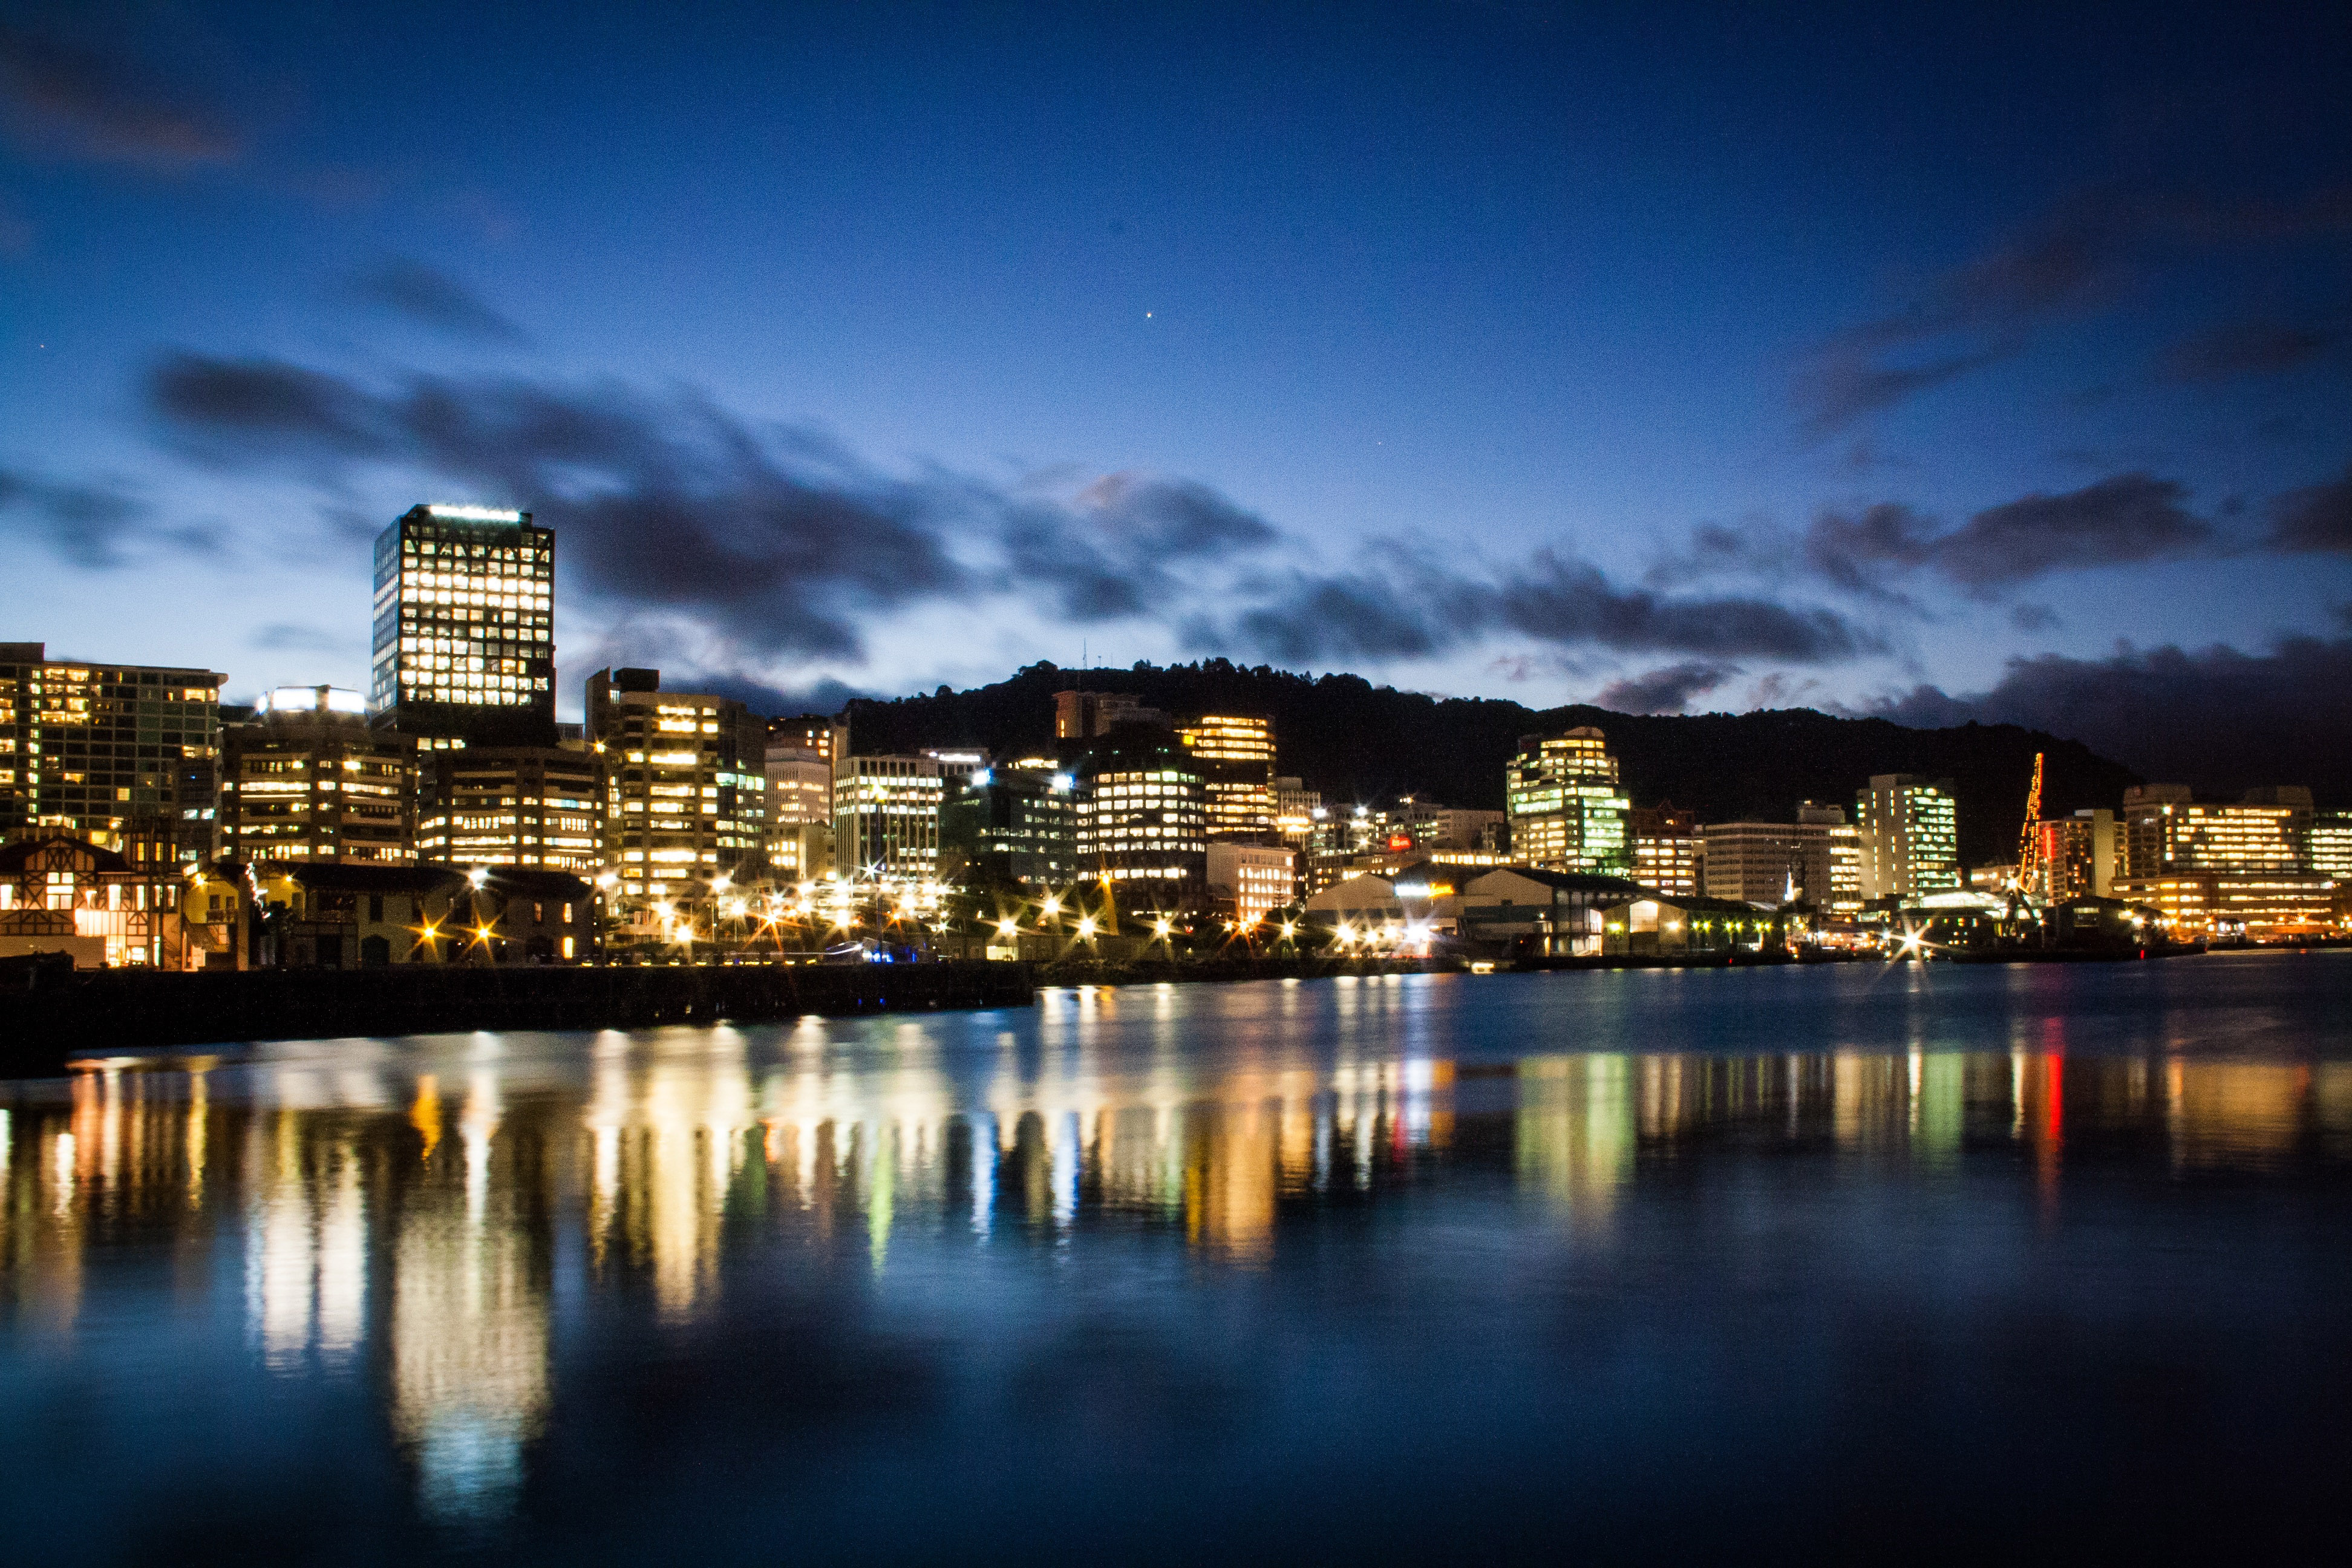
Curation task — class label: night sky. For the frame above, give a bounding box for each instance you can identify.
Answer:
[2,2,2347,771]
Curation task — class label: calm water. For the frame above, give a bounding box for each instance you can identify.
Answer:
[4,954,2351,1564]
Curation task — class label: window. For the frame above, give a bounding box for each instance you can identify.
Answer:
[369,893,384,923]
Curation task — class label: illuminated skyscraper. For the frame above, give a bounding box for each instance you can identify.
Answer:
[587,668,768,902]
[1797,800,1864,915]
[834,754,945,880]
[220,687,418,864]
[1857,774,1959,900]
[1628,804,1698,897]
[1076,732,1207,903]
[1506,728,1631,874]
[0,642,223,868]
[1178,713,1276,840]
[371,505,557,747]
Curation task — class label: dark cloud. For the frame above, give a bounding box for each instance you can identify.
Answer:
[1803,474,2209,595]
[249,623,351,654]
[0,468,193,569]
[1796,188,2352,433]
[345,258,531,345]
[1500,551,1872,660]
[1794,346,2008,437]
[1870,635,2352,802]
[1595,661,1740,715]
[999,474,1275,621]
[2158,319,2337,383]
[143,351,1887,677]
[1932,474,2208,589]
[1230,572,1460,665]
[0,23,240,169]
[148,353,965,659]
[2267,468,2352,554]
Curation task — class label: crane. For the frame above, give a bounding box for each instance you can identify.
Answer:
[2014,751,2043,893]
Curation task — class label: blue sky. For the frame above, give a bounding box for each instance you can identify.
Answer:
[2,1,2347,752]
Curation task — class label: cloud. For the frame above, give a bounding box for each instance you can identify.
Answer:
[1499,551,1872,659]
[1794,347,2010,437]
[2267,468,2352,554]
[1595,661,1740,715]
[0,23,241,169]
[1868,635,2352,801]
[999,473,1276,620]
[1802,474,2210,595]
[0,468,214,568]
[149,354,964,659]
[1230,572,1462,664]
[2158,319,2338,382]
[1795,188,2352,433]
[142,350,1887,681]
[345,258,532,345]
[249,623,353,654]
[1927,474,2208,589]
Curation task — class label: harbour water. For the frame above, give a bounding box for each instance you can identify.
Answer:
[4,953,2349,1563]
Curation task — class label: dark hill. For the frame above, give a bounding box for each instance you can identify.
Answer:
[841,660,2145,867]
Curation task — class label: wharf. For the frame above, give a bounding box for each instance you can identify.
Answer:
[0,959,1034,1071]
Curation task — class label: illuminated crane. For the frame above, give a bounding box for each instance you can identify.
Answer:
[2014,751,2044,893]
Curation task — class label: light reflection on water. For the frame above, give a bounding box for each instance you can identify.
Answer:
[4,956,2351,1561]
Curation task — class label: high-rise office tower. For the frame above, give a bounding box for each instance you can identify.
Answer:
[1857,775,1960,900]
[220,687,418,864]
[1628,804,1699,897]
[1506,727,1631,874]
[833,754,945,880]
[0,642,224,869]
[370,505,557,747]
[1797,800,1863,914]
[1076,730,1207,904]
[1178,713,1275,839]
[587,668,768,901]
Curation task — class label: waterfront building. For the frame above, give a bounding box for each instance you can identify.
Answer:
[587,668,769,901]
[1178,713,1276,840]
[2314,811,2352,884]
[1273,777,1321,852]
[1857,774,1960,900]
[0,834,197,967]
[1797,801,1863,914]
[765,739,834,881]
[1599,893,1788,958]
[834,754,946,880]
[2122,871,2334,942]
[235,861,594,967]
[370,505,557,747]
[939,760,1076,887]
[2117,784,2323,938]
[1505,727,1632,874]
[1074,732,1206,904]
[2035,808,2118,901]
[1628,804,1699,898]
[220,687,418,864]
[0,642,224,869]
[415,744,603,872]
[2122,784,2310,878]
[1699,821,1820,906]
[1054,688,1171,739]
[1453,866,1648,957]
[1206,841,1295,926]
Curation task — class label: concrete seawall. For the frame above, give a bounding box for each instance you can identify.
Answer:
[0,961,1036,1069]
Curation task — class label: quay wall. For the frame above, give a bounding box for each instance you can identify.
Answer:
[0,960,1035,1069]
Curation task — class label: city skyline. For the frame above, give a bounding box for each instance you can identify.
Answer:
[2,2,2347,774]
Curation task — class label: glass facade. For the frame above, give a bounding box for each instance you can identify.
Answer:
[371,506,557,745]
[1505,727,1631,874]
[0,642,223,868]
